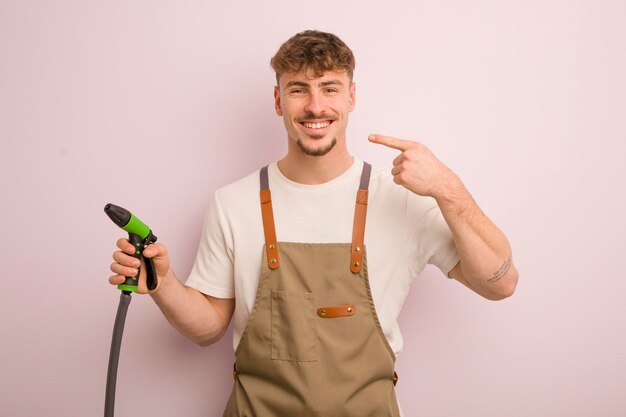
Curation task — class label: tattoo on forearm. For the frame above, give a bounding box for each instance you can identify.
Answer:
[487,257,512,283]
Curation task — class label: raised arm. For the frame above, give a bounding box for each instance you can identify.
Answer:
[369,134,518,300]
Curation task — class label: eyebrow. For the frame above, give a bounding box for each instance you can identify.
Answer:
[320,80,344,87]
[285,81,310,88]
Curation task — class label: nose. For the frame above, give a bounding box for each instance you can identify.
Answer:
[304,91,325,116]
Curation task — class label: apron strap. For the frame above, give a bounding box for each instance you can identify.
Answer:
[260,166,280,269]
[259,162,372,272]
[351,162,371,273]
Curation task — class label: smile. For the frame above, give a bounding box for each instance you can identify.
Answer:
[301,121,333,129]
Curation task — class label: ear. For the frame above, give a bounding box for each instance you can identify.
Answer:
[348,82,356,112]
[274,86,283,116]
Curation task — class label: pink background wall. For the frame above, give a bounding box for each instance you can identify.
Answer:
[1,1,625,416]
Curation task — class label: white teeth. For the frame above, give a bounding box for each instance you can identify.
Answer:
[303,121,331,129]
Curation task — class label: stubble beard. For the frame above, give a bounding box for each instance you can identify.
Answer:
[296,136,337,157]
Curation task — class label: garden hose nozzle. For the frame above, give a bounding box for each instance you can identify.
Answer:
[104,203,158,292]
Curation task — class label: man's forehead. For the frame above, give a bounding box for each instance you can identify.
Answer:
[278,70,351,87]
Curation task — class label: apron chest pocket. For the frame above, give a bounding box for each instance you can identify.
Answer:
[271,291,318,362]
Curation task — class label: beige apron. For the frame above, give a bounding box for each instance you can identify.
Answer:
[224,163,400,417]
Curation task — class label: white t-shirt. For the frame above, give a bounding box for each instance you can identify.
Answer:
[186,158,459,356]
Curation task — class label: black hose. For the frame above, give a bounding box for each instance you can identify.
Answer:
[105,291,132,417]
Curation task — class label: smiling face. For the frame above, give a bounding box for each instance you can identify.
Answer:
[274,70,356,157]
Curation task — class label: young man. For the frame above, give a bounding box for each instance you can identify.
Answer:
[109,30,518,415]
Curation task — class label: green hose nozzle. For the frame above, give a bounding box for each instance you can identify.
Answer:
[104,203,157,293]
[104,203,152,240]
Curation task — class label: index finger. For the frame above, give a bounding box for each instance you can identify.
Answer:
[368,134,416,151]
[116,238,135,254]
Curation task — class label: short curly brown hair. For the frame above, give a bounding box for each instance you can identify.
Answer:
[270,30,355,83]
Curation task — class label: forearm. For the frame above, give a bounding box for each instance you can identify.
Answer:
[149,270,231,346]
[435,178,518,299]
[367,134,518,298]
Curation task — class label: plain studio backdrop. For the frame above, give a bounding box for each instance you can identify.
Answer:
[1,1,624,416]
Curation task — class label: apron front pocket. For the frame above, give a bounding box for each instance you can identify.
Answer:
[271,291,318,362]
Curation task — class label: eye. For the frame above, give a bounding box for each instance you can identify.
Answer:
[324,88,339,94]
[289,88,306,95]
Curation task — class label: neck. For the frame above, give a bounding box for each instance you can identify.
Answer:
[278,141,354,185]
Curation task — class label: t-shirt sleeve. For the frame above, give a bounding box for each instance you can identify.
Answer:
[185,191,236,298]
[409,194,460,278]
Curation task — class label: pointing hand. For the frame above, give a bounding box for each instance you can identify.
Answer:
[368,134,461,199]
